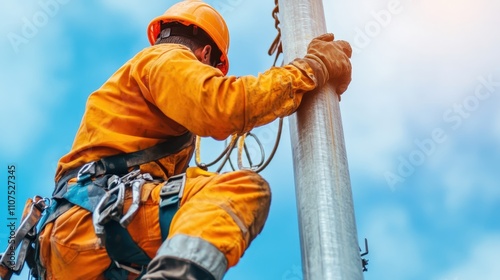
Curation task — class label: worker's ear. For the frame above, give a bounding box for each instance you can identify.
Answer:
[200,45,212,65]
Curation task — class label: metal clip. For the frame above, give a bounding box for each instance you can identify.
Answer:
[98,184,125,224]
[76,161,96,183]
[106,175,121,190]
[0,196,48,278]
[120,169,141,185]
[117,171,153,227]
[93,170,151,243]
[93,183,125,244]
[119,178,145,228]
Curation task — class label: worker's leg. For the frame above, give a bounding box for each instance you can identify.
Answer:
[38,205,111,280]
[143,167,272,280]
[38,182,163,280]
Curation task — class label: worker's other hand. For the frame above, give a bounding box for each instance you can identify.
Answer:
[304,33,352,95]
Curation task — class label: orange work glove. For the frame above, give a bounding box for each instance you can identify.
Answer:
[303,33,352,95]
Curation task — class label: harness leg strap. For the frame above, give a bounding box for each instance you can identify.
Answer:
[104,220,151,265]
[159,173,186,240]
[0,196,49,280]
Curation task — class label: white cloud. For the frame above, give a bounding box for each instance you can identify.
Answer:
[2,2,500,280]
[362,205,424,279]
[320,0,500,183]
[439,147,500,211]
[437,235,500,280]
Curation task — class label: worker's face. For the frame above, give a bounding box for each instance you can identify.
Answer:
[194,45,213,67]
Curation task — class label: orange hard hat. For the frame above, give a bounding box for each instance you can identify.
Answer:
[147,0,230,75]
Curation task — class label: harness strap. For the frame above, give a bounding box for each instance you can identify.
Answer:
[159,206,178,241]
[40,199,73,228]
[39,133,194,279]
[99,173,187,279]
[53,131,194,198]
[96,131,194,175]
[104,220,151,265]
[0,196,49,280]
[159,173,186,240]
[103,221,150,280]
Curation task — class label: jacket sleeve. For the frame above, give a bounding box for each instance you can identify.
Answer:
[145,46,317,140]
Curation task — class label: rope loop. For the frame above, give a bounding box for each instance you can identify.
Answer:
[195,0,284,173]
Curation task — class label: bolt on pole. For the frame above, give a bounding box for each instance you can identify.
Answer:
[279,0,363,279]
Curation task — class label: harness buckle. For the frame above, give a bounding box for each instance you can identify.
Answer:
[159,173,186,208]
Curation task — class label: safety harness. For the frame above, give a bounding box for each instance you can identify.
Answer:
[0,196,48,280]
[0,132,194,280]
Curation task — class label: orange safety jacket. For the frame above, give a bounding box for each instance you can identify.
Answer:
[56,43,317,180]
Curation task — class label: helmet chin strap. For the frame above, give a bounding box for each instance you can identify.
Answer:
[158,22,200,39]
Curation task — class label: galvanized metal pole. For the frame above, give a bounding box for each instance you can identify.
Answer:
[279,0,363,279]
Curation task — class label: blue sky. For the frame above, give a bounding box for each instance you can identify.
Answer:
[1,0,500,279]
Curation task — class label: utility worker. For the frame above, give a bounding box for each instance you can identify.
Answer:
[37,0,352,279]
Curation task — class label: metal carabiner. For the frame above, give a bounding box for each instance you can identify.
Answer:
[33,195,50,211]
[76,161,96,183]
[93,183,125,244]
[98,184,125,225]
[97,170,142,224]
[93,192,110,244]
[93,170,147,243]
[120,169,141,185]
[119,178,145,228]
[0,196,47,277]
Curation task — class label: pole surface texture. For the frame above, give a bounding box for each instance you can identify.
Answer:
[280,0,363,279]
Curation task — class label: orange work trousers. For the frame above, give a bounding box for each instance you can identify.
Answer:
[38,167,271,279]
